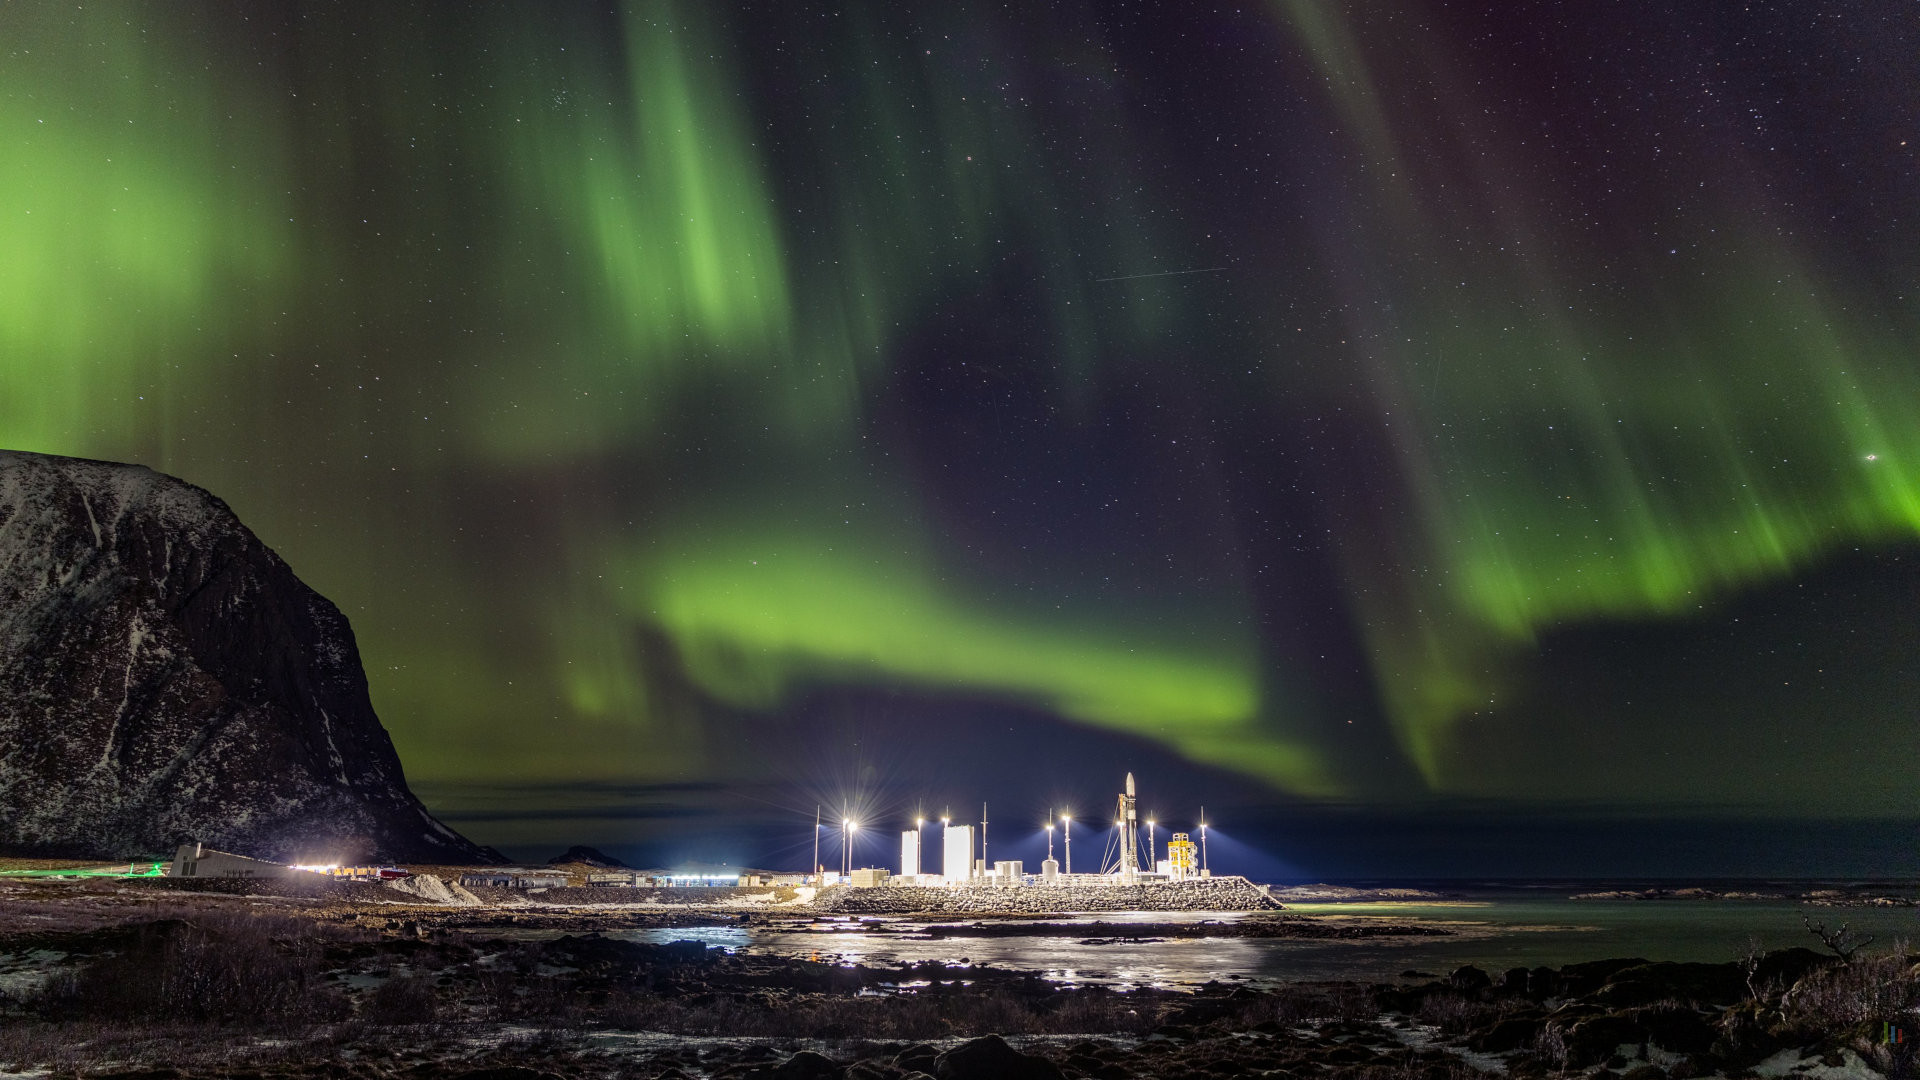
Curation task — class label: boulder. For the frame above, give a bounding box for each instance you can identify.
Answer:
[935,1035,1066,1080]
[1562,1014,1648,1068]
[1592,962,1746,1008]
[1637,1005,1715,1054]
[1751,947,1833,990]
[768,1051,842,1080]
[1449,965,1492,992]
[893,1045,939,1074]
[1470,1016,1545,1053]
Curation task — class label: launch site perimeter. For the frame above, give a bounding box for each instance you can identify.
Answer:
[0,859,1283,921]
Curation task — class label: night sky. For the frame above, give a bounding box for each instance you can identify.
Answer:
[7,1,1919,877]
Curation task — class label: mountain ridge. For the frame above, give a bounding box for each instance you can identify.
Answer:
[0,449,494,864]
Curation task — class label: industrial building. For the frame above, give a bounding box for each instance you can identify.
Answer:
[292,863,411,880]
[169,843,417,882]
[459,870,569,889]
[171,843,302,880]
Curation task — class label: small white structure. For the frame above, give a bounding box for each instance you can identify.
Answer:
[993,860,1024,884]
[849,867,891,887]
[900,829,921,879]
[170,843,299,880]
[943,824,975,883]
[1040,858,1060,883]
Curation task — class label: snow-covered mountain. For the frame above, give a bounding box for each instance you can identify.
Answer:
[0,450,492,863]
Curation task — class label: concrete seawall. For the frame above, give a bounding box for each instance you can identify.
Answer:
[810,875,1280,914]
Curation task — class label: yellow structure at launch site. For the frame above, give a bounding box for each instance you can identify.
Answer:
[1168,832,1197,880]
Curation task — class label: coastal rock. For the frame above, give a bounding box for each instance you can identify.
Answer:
[0,449,491,863]
[1593,961,1748,1007]
[1448,964,1493,992]
[1470,1015,1545,1052]
[764,1050,841,1079]
[893,1046,939,1074]
[935,1034,1065,1080]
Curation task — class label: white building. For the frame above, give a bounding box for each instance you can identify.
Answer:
[170,843,300,880]
[943,824,975,883]
[900,829,921,880]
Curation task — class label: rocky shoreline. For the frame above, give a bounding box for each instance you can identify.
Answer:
[1573,886,1920,907]
[0,909,1903,1078]
[778,913,1450,942]
[809,876,1282,915]
[1,871,1914,1077]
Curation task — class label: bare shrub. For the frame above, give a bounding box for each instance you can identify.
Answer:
[587,984,1173,1040]
[37,913,352,1025]
[1536,1021,1570,1073]
[1045,991,1164,1035]
[1779,949,1920,1035]
[365,974,439,1024]
[1804,914,1875,963]
[1415,990,1518,1035]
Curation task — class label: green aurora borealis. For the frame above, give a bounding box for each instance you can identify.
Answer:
[6,0,1919,862]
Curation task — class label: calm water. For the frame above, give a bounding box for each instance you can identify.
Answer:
[597,896,1920,989]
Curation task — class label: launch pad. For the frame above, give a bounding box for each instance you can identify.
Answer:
[826,772,1219,890]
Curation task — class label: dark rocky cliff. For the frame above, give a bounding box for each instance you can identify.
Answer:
[0,450,493,863]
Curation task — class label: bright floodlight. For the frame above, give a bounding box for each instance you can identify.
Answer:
[1046,823,1054,831]
[916,817,925,827]
[849,821,859,832]
[1061,814,1071,822]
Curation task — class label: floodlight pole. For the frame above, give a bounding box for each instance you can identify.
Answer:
[814,806,821,884]
[1063,815,1072,876]
[1200,806,1209,875]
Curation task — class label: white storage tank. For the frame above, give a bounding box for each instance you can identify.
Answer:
[943,824,974,883]
[900,829,921,879]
